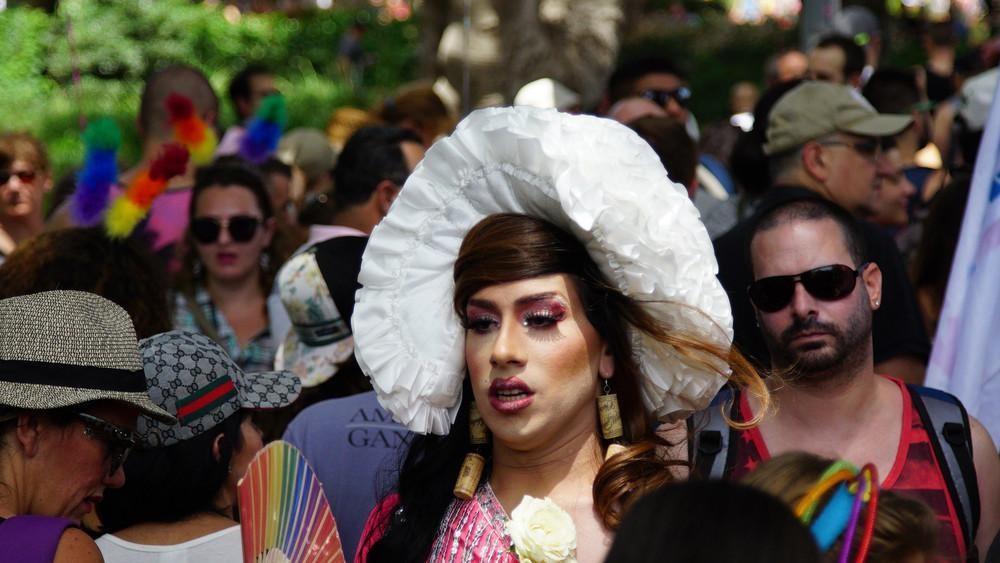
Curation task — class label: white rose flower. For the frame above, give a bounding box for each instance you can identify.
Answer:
[505,495,578,563]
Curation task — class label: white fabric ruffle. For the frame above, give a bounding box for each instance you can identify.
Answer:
[352,107,733,435]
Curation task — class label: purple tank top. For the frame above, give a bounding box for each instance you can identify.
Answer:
[0,515,75,563]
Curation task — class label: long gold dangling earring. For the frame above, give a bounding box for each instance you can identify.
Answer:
[598,379,626,461]
[453,402,488,500]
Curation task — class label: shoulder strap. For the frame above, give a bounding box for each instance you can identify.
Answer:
[907,384,980,554]
[689,386,738,480]
[0,515,75,563]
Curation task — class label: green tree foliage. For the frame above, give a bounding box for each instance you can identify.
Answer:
[0,0,417,177]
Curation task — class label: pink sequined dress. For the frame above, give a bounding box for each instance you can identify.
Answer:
[427,483,517,562]
[356,483,517,562]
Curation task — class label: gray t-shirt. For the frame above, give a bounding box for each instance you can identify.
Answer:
[283,391,410,560]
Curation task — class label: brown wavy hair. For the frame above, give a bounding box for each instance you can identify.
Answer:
[0,227,170,338]
[453,213,767,528]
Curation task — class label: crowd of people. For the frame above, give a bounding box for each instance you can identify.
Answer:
[0,15,999,563]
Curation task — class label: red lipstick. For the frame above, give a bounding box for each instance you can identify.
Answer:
[488,377,534,414]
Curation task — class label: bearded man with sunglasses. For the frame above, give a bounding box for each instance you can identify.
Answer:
[694,198,1000,561]
[714,81,931,385]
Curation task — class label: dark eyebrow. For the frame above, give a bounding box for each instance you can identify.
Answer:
[514,292,560,306]
[466,292,562,310]
[466,298,498,311]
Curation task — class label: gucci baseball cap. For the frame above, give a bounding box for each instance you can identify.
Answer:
[137,330,301,446]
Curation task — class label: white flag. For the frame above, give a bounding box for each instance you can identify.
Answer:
[926,67,1000,450]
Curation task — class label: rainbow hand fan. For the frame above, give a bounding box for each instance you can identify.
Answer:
[238,441,345,563]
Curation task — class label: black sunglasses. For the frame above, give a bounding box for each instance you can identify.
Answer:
[747,263,869,313]
[0,170,37,185]
[190,215,261,244]
[77,412,139,477]
[816,138,881,160]
[639,87,691,108]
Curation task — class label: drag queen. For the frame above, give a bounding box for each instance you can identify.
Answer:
[351,107,767,563]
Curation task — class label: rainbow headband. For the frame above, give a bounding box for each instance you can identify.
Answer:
[795,461,879,563]
[239,93,286,164]
[71,118,121,226]
[104,144,189,238]
[167,93,217,165]
[103,93,216,238]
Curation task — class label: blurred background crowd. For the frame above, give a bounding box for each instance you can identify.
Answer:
[2,0,1000,562]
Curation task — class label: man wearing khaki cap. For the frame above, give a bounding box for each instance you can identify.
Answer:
[714,81,930,384]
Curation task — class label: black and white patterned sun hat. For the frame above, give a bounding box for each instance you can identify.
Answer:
[0,290,175,423]
[137,330,301,446]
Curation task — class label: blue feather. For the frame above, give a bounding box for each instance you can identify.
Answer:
[72,147,118,226]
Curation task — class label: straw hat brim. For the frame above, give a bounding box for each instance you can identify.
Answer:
[0,382,177,424]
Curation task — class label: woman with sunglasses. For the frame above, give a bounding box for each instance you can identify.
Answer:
[0,291,176,562]
[95,330,300,562]
[173,161,286,374]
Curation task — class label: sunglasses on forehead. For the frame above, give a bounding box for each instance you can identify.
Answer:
[190,215,261,245]
[747,263,869,313]
[639,87,691,108]
[77,412,139,477]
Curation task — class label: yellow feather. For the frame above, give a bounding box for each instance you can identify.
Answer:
[104,197,148,238]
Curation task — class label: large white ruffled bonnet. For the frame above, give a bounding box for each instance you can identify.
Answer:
[352,107,733,435]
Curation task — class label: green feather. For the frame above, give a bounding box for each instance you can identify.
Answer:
[82,118,122,151]
[256,94,288,127]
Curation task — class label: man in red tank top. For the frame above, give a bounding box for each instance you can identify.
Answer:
[733,197,999,559]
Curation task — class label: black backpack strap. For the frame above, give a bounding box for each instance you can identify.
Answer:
[907,384,981,554]
[689,387,739,480]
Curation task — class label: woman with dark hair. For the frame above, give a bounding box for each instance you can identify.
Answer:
[96,330,300,561]
[605,480,820,563]
[351,108,767,562]
[0,227,171,338]
[173,161,287,373]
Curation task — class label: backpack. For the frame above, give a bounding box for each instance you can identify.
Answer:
[688,384,981,556]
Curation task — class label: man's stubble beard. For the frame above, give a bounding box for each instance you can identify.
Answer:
[762,293,872,387]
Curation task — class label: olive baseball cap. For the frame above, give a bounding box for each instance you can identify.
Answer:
[764,82,912,155]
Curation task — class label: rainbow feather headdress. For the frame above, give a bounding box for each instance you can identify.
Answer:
[167,92,218,165]
[71,118,121,226]
[102,92,217,238]
[239,94,287,164]
[104,144,189,238]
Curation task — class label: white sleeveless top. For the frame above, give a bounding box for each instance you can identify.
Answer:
[96,525,242,562]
